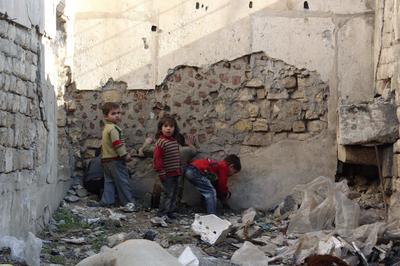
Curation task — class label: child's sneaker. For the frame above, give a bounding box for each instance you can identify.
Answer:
[120,202,137,213]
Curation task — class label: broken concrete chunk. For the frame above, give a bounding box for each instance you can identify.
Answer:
[231,241,269,266]
[235,225,262,240]
[76,239,181,266]
[178,247,199,266]
[191,214,231,245]
[107,233,127,247]
[338,102,398,145]
[64,195,79,203]
[241,207,257,225]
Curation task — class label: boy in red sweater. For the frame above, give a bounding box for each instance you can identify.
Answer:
[184,155,241,214]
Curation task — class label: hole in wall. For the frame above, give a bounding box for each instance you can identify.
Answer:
[249,1,253,8]
[151,25,157,32]
[304,1,309,9]
[196,2,200,9]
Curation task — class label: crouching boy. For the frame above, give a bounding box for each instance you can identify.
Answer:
[184,154,241,214]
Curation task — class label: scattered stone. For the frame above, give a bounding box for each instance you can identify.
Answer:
[107,233,127,247]
[231,241,269,266]
[241,208,257,225]
[151,217,168,227]
[235,225,262,240]
[61,237,86,244]
[191,214,231,245]
[178,246,199,266]
[76,188,88,198]
[64,195,79,203]
[143,230,158,241]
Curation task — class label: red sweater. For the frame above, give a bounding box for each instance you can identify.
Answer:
[190,159,229,198]
[153,135,181,180]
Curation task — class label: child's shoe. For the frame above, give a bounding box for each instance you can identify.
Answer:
[120,202,137,213]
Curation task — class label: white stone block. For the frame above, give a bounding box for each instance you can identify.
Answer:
[76,239,181,266]
[231,241,268,266]
[191,214,231,245]
[241,207,256,225]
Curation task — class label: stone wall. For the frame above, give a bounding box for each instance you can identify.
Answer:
[66,52,336,209]
[376,0,400,221]
[0,0,71,238]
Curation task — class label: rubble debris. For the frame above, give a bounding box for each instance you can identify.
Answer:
[61,237,86,244]
[241,207,257,225]
[287,176,359,234]
[107,233,127,247]
[178,246,199,266]
[191,214,232,245]
[231,241,268,266]
[304,254,350,266]
[0,232,42,266]
[64,195,80,203]
[151,216,168,227]
[76,239,182,266]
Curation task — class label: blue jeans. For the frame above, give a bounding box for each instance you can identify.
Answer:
[184,165,217,214]
[101,160,134,206]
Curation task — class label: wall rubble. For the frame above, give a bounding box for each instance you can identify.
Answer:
[65,52,335,209]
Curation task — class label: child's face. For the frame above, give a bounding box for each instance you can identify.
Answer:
[161,123,175,137]
[105,108,121,124]
[228,164,238,176]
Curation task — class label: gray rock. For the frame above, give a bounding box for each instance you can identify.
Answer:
[64,195,79,203]
[338,101,398,145]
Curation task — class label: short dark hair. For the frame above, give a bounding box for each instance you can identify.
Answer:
[102,102,120,115]
[224,154,241,172]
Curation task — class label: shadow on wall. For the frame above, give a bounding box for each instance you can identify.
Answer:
[0,0,71,238]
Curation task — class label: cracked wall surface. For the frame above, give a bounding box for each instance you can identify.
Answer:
[65,52,336,209]
[0,0,71,238]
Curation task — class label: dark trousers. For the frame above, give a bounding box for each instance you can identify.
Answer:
[184,165,217,214]
[101,160,133,206]
[158,176,179,216]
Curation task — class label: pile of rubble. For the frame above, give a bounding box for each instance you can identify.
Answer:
[1,176,400,265]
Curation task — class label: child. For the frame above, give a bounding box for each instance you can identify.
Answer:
[184,154,241,214]
[100,102,136,212]
[153,115,182,221]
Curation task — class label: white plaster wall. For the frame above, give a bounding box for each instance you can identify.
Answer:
[68,0,374,91]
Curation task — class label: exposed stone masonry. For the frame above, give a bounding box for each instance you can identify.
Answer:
[0,17,70,237]
[0,19,45,174]
[66,52,329,196]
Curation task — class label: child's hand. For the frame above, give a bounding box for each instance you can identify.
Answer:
[144,137,153,146]
[185,134,197,147]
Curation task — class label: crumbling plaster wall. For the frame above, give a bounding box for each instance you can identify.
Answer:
[65,0,375,209]
[0,0,71,238]
[375,0,400,222]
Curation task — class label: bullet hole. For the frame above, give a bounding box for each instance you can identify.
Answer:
[196,2,200,9]
[205,6,208,11]
[304,1,309,9]
[151,25,157,32]
[201,4,204,8]
[249,1,253,8]
[142,37,149,49]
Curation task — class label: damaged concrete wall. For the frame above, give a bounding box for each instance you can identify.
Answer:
[66,52,335,209]
[375,0,400,221]
[0,0,71,238]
